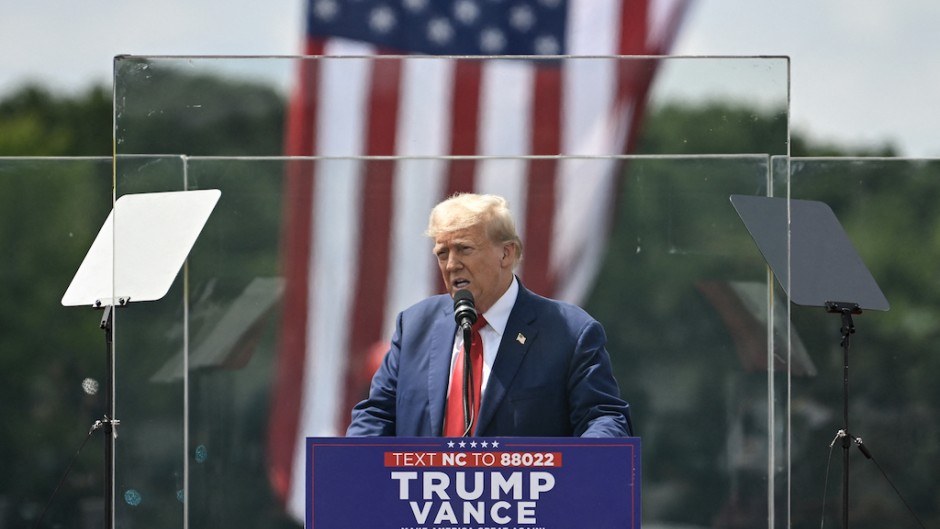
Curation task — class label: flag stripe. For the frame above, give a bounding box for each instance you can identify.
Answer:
[521,66,562,295]
[266,38,323,499]
[445,60,483,198]
[342,56,403,427]
[476,60,532,253]
[285,52,373,514]
[388,58,453,314]
[386,158,447,330]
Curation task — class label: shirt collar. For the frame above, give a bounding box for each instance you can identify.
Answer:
[479,275,518,338]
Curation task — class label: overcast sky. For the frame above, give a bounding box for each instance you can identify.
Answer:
[2,0,938,156]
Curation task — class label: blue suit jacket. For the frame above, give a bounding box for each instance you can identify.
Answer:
[347,283,632,437]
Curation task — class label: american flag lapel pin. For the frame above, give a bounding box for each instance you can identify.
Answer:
[516,333,526,345]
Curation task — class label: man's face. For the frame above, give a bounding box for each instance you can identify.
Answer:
[433,223,514,314]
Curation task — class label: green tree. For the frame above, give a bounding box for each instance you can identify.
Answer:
[0,84,111,156]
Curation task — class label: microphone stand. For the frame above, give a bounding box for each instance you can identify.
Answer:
[460,324,474,437]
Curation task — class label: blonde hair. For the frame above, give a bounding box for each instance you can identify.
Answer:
[427,193,524,262]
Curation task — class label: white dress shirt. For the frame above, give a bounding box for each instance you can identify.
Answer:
[448,276,519,394]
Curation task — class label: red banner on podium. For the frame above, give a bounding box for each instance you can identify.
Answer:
[307,437,641,529]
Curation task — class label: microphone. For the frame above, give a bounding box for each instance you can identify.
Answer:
[453,289,478,331]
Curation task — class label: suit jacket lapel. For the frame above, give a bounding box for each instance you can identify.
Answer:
[474,285,538,435]
[428,303,456,436]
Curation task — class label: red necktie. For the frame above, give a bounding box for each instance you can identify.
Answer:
[444,316,487,437]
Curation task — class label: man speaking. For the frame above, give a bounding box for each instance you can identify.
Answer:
[347,193,631,438]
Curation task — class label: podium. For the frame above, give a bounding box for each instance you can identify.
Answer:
[306,437,641,529]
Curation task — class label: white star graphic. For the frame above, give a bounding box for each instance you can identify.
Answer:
[402,0,428,13]
[470,440,478,448]
[312,0,339,21]
[459,440,467,448]
[534,35,560,55]
[509,4,535,32]
[481,441,489,448]
[492,440,500,448]
[447,441,456,448]
[480,27,506,54]
[369,5,397,34]
[427,17,455,45]
[454,0,480,25]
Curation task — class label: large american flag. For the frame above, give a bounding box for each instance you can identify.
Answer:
[268,0,690,519]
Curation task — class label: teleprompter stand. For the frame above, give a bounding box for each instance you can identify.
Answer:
[730,195,889,529]
[60,189,220,529]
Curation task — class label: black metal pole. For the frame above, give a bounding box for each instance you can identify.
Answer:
[841,323,851,529]
[99,306,115,529]
[828,302,857,529]
[462,325,473,436]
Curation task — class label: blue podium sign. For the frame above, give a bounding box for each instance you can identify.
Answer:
[306,437,641,529]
